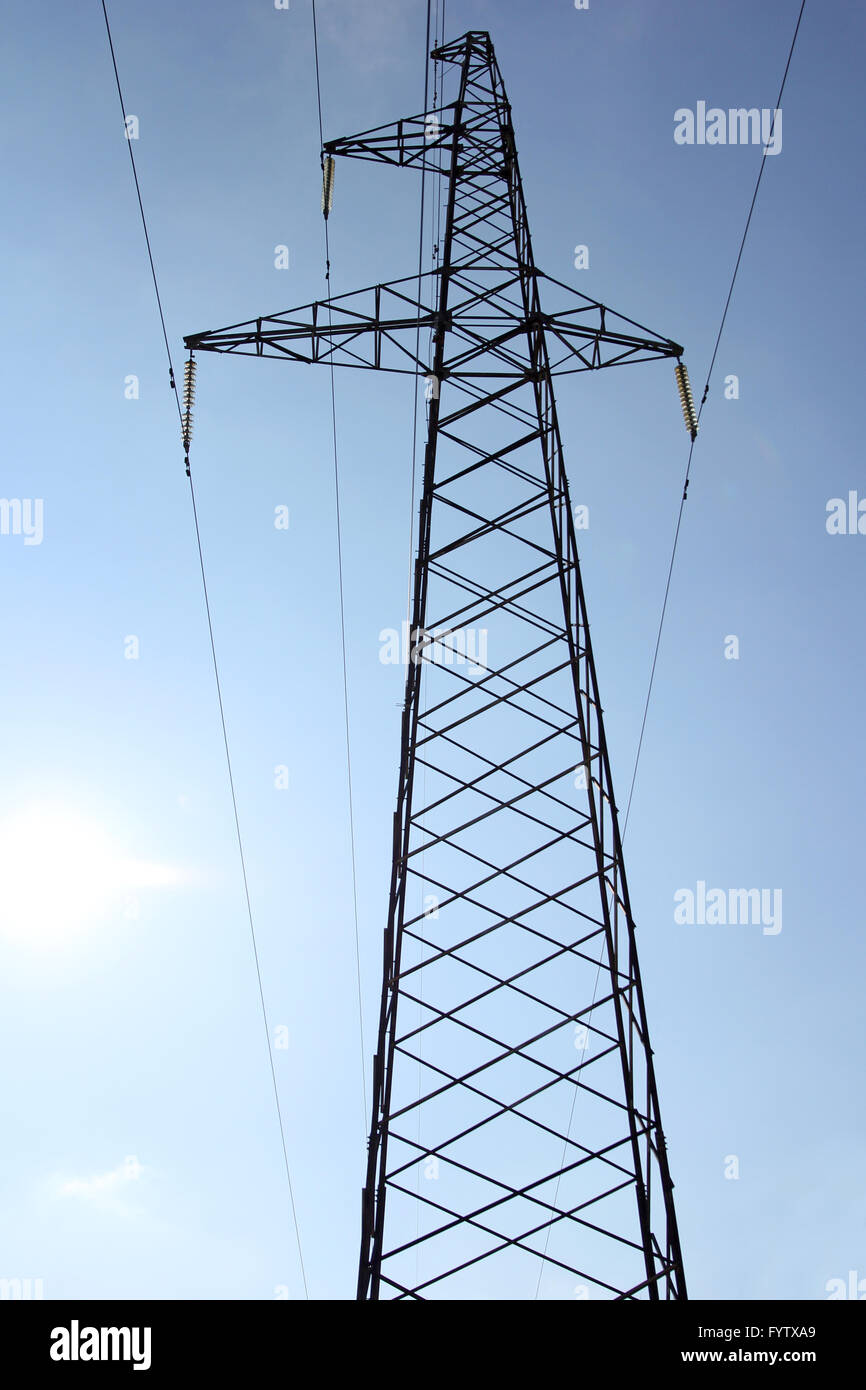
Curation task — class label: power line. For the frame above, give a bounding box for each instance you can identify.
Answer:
[622,0,807,838]
[406,1,434,617]
[100,0,308,1299]
[100,2,182,425]
[622,440,693,838]
[537,0,808,1297]
[412,0,435,1286]
[311,0,368,1133]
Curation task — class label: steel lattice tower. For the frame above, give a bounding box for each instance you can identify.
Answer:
[186,30,687,1301]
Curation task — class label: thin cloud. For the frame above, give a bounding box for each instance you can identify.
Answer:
[55,1156,146,1204]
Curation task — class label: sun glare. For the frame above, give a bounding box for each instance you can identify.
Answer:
[0,804,181,942]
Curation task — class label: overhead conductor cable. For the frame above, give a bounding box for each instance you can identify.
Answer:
[99,0,308,1295]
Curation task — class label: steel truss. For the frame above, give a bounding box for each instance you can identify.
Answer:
[186,29,687,1302]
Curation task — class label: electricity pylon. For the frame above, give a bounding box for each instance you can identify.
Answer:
[186,29,688,1301]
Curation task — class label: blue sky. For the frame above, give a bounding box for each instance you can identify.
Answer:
[1,0,863,1300]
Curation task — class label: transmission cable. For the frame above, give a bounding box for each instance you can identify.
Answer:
[100,0,308,1298]
[311,0,369,1134]
[534,0,807,1298]
[412,0,436,1288]
[622,0,806,838]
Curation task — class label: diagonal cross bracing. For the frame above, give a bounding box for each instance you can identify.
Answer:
[185,28,687,1302]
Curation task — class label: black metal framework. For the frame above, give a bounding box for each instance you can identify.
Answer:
[186,30,687,1301]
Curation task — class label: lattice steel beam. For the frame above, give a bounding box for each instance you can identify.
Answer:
[184,28,687,1302]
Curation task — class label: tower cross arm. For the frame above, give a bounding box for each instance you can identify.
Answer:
[533,275,684,373]
[542,310,683,372]
[183,275,443,374]
[323,107,458,175]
